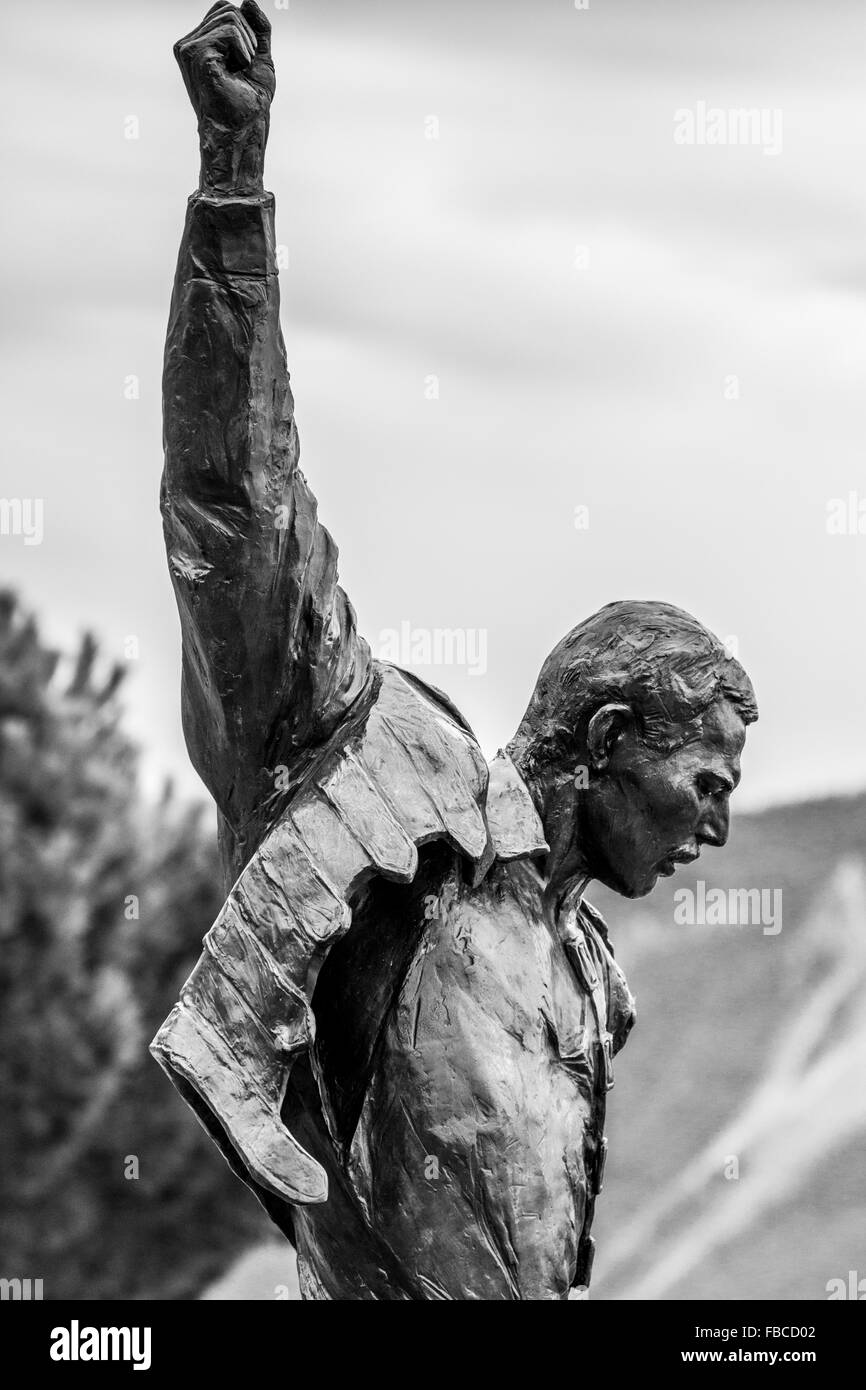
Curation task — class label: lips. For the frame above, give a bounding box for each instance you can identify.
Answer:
[658,849,700,877]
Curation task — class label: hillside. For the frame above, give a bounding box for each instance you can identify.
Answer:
[590,790,866,1300]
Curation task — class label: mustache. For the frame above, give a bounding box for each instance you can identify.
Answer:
[669,847,700,864]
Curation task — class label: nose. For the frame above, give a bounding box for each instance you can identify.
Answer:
[698,801,729,849]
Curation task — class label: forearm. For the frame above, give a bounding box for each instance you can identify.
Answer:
[162,190,371,843]
[162,188,286,519]
[162,187,286,810]
[163,5,372,844]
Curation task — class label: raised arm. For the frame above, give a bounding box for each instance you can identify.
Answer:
[162,2,371,868]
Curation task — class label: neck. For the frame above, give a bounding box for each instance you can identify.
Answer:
[507,738,594,913]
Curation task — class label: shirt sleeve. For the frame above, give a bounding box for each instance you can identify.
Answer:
[161,190,372,859]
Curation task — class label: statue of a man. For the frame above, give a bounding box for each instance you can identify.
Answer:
[153,1,758,1301]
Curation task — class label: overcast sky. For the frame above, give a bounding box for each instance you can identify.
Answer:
[2,0,864,814]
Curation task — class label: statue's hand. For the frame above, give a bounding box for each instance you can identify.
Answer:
[175,1,275,197]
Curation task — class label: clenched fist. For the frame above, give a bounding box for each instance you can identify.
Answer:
[175,1,275,196]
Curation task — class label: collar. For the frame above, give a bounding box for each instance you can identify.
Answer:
[485,750,549,862]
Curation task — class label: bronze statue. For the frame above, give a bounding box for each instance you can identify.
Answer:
[152,1,758,1301]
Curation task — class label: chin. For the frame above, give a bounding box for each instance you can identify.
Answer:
[622,875,659,900]
[592,861,658,900]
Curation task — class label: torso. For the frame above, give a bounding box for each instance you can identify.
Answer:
[283,842,634,1300]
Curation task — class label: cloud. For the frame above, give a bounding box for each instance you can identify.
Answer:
[2,0,864,809]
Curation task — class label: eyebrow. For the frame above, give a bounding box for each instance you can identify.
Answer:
[706,767,739,793]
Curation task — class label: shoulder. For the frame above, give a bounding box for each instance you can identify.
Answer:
[373,660,478,737]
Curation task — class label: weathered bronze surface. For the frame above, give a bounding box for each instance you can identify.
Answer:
[152,2,758,1300]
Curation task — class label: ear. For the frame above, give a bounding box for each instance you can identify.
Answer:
[586,703,633,771]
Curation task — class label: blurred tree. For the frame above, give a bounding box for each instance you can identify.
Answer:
[0,592,269,1300]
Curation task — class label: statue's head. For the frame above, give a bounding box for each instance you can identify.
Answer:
[508,600,758,901]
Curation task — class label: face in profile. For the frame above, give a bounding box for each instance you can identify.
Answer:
[580,698,747,899]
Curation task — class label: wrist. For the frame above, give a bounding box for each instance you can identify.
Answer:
[198,119,267,197]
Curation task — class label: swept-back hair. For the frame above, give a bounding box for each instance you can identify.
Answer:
[511,599,758,777]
